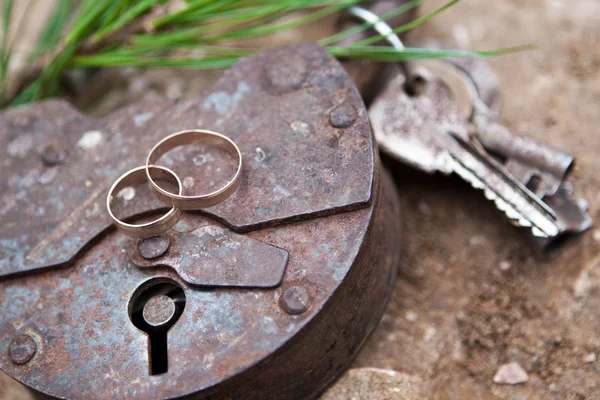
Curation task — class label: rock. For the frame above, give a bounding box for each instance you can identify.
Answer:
[573,271,591,298]
[469,235,486,246]
[321,368,427,400]
[499,261,512,271]
[417,201,432,216]
[583,353,596,363]
[493,362,529,385]
[405,311,418,322]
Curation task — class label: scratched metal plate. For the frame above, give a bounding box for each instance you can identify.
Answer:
[0,42,374,277]
[0,44,399,400]
[0,208,377,399]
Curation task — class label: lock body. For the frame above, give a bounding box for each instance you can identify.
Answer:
[0,44,402,399]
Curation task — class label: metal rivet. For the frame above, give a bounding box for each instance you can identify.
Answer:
[143,295,176,328]
[266,54,308,91]
[329,104,357,128]
[8,334,37,365]
[137,235,170,259]
[280,285,312,315]
[41,143,66,166]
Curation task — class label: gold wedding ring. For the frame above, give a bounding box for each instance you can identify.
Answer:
[146,129,243,210]
[107,165,183,238]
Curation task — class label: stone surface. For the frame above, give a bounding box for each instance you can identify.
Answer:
[321,368,427,400]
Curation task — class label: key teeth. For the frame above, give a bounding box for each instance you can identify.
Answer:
[451,160,551,238]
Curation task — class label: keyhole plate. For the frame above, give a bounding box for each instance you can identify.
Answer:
[129,278,186,375]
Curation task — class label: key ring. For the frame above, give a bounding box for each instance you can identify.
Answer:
[348,6,493,118]
[146,129,243,210]
[107,165,183,238]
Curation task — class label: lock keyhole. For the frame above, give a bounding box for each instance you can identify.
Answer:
[129,280,186,375]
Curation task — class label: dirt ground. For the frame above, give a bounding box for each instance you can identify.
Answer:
[351,1,600,399]
[1,0,599,399]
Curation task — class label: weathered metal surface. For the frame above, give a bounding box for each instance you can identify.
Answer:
[138,235,171,260]
[445,56,593,246]
[370,71,469,174]
[7,334,37,365]
[143,295,177,328]
[429,56,575,199]
[130,222,289,288]
[279,285,312,315]
[0,44,401,400]
[0,188,397,399]
[370,58,591,245]
[204,169,401,400]
[0,42,374,278]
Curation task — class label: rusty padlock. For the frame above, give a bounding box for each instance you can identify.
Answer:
[0,43,401,399]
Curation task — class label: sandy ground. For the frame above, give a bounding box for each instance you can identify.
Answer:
[1,0,599,399]
[351,1,600,398]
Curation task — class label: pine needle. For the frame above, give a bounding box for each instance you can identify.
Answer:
[0,0,527,108]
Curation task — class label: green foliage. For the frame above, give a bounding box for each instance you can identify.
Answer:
[0,0,508,108]
[0,0,14,103]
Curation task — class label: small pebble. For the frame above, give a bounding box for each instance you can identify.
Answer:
[493,362,529,385]
[499,261,512,271]
[405,311,418,322]
[593,230,600,242]
[423,327,436,341]
[573,271,591,298]
[469,235,485,246]
[583,353,596,363]
[417,201,432,216]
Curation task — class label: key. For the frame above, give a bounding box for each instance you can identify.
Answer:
[348,6,592,248]
[369,59,592,247]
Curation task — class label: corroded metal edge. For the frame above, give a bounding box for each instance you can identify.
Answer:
[0,42,375,278]
[190,165,402,400]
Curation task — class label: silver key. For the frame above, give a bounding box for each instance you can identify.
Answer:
[348,6,592,248]
[369,59,592,245]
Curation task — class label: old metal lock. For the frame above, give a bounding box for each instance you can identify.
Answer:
[0,44,402,399]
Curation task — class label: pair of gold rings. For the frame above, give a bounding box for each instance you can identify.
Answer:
[106,129,243,238]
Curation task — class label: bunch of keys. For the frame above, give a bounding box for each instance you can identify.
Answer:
[348,6,592,251]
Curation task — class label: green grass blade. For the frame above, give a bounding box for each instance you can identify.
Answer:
[97,0,134,31]
[73,54,238,68]
[92,0,162,42]
[206,0,361,43]
[152,0,236,28]
[328,45,523,62]
[0,0,14,103]
[132,0,333,46]
[28,0,73,64]
[67,1,113,44]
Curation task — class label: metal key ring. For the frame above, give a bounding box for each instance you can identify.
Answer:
[146,129,243,210]
[348,6,493,118]
[107,165,183,238]
[347,6,405,51]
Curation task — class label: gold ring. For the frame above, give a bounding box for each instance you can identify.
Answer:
[145,129,243,210]
[106,165,183,238]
